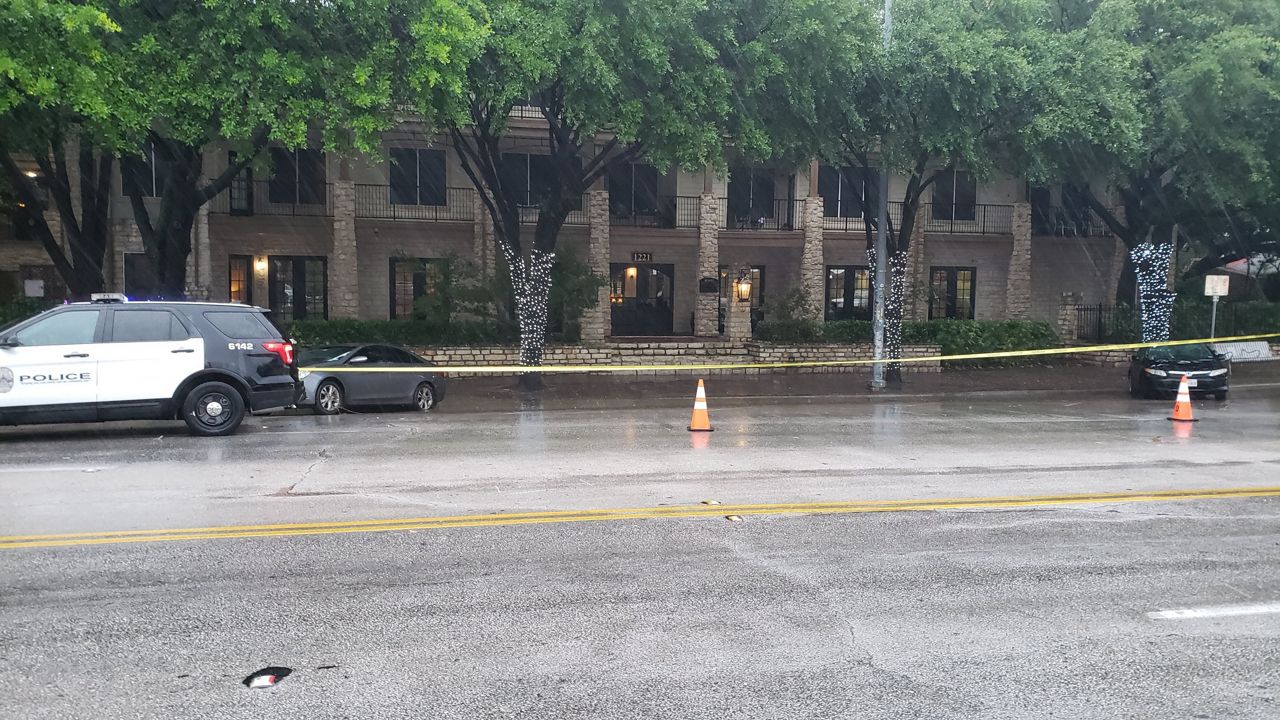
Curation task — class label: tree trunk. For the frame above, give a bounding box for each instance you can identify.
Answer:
[1130,241,1175,342]
[884,248,909,384]
[505,246,555,390]
[151,206,197,298]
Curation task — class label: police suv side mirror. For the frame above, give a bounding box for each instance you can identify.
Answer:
[348,355,368,364]
[0,336,19,348]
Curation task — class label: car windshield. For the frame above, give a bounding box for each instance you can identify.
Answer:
[1144,344,1216,363]
[297,346,354,364]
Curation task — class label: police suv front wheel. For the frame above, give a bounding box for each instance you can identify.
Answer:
[182,381,245,437]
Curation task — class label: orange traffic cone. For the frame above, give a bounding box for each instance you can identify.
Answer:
[1168,374,1197,422]
[688,379,714,432]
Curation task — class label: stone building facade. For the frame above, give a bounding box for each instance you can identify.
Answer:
[1,117,1127,339]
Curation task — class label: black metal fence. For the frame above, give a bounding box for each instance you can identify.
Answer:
[722,198,806,231]
[354,185,476,221]
[1076,303,1139,342]
[821,201,906,233]
[1032,206,1111,237]
[609,196,701,229]
[208,179,333,217]
[924,203,1013,235]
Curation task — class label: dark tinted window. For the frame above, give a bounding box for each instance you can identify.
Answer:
[357,346,399,364]
[203,311,276,339]
[1145,344,1216,362]
[112,310,189,342]
[387,347,424,364]
[13,310,100,346]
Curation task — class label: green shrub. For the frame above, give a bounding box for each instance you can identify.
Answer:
[0,298,53,327]
[754,318,824,343]
[821,319,872,343]
[286,319,515,347]
[1171,298,1280,339]
[901,319,1060,364]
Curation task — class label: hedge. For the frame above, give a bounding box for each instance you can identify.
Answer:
[286,319,516,347]
[756,317,1062,365]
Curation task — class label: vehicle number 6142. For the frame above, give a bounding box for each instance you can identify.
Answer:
[228,342,255,350]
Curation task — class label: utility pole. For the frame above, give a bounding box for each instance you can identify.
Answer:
[870,0,893,390]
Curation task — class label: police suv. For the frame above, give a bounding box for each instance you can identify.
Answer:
[0,295,301,436]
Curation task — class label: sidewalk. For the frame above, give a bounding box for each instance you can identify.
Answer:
[440,362,1280,413]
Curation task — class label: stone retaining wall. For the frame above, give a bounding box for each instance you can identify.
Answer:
[410,341,942,377]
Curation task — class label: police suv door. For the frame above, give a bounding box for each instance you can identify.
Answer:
[0,308,103,421]
[96,307,204,416]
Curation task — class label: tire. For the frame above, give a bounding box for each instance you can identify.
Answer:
[412,382,435,412]
[1213,390,1228,401]
[315,380,344,415]
[182,381,245,437]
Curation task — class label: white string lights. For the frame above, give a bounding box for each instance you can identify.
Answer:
[867,245,908,366]
[1130,241,1175,342]
[503,243,556,366]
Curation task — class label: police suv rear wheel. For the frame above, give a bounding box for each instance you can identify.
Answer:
[182,381,245,437]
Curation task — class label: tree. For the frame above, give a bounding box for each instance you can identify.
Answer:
[0,0,124,297]
[1050,0,1280,340]
[108,0,485,298]
[795,0,1140,376]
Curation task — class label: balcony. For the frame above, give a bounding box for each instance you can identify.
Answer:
[822,203,1014,236]
[610,196,701,229]
[209,179,333,217]
[721,198,805,231]
[355,185,476,221]
[1032,206,1111,237]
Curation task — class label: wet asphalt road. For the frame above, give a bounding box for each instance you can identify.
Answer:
[2,386,1280,718]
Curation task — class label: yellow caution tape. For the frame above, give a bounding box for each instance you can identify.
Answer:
[299,331,1280,375]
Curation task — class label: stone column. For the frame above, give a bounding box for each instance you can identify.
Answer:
[580,189,611,343]
[695,193,721,337]
[800,196,824,320]
[328,174,359,319]
[472,190,496,280]
[904,203,929,321]
[1004,201,1032,320]
[1057,291,1081,342]
[726,267,753,342]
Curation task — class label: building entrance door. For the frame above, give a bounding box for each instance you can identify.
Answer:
[609,263,674,336]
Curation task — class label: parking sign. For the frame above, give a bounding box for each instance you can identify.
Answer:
[1204,275,1229,297]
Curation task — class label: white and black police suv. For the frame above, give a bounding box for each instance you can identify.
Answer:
[0,295,301,436]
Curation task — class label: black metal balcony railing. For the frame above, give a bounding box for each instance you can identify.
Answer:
[355,185,476,221]
[209,179,334,217]
[609,196,702,229]
[722,198,806,231]
[1032,206,1111,237]
[925,203,1013,235]
[821,201,907,233]
[517,203,588,226]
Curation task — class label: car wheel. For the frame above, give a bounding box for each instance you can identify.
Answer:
[315,380,344,415]
[1213,390,1228,401]
[413,382,435,412]
[182,381,245,437]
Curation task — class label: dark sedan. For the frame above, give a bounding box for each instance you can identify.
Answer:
[1128,343,1229,400]
[298,344,446,415]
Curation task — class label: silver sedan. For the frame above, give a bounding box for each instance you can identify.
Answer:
[298,344,446,415]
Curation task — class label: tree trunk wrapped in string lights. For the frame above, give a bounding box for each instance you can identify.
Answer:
[1130,241,1176,342]
[507,247,556,367]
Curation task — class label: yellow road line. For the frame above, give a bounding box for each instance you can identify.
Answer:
[3,485,1277,550]
[299,332,1280,374]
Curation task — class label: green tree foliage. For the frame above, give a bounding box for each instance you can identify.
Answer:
[107,0,485,297]
[0,0,124,296]
[1047,0,1280,333]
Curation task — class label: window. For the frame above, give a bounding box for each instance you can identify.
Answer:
[111,310,189,343]
[825,266,872,320]
[501,153,548,207]
[727,168,776,224]
[123,253,161,300]
[268,256,327,322]
[228,151,254,215]
[818,166,878,219]
[268,148,326,205]
[122,140,168,199]
[389,258,445,320]
[228,256,253,305]
[608,163,660,217]
[204,311,275,339]
[14,310,100,346]
[932,169,977,221]
[389,148,447,206]
[929,267,976,319]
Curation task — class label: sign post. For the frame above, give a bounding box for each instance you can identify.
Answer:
[1204,275,1230,338]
